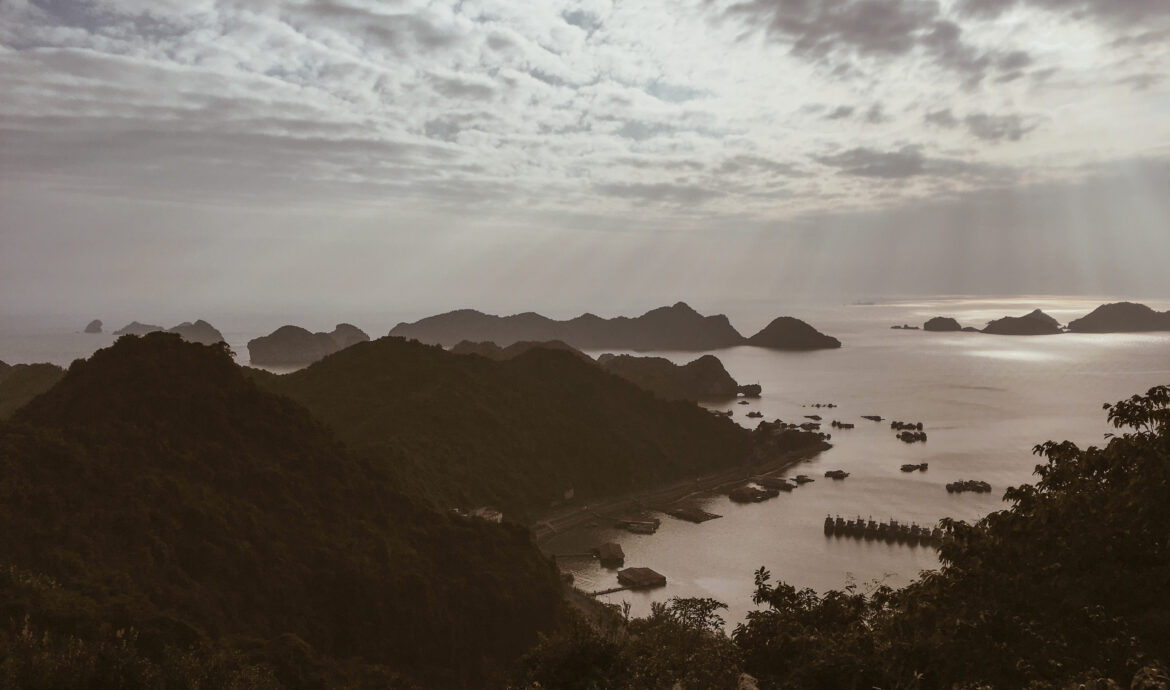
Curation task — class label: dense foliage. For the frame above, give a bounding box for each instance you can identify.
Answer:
[0,361,64,419]
[520,386,1170,689]
[739,385,1170,688]
[257,337,755,519]
[516,597,744,690]
[0,334,564,688]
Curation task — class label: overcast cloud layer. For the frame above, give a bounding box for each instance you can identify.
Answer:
[2,0,1169,314]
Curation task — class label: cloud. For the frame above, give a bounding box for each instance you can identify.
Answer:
[720,0,1030,87]
[824,105,855,120]
[428,73,496,100]
[864,102,887,123]
[924,108,1041,142]
[0,0,1164,233]
[816,144,999,179]
[715,155,806,177]
[924,108,959,128]
[614,120,676,140]
[963,112,1037,142]
[955,0,1170,25]
[594,181,724,204]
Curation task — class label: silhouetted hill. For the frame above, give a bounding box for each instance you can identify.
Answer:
[112,319,226,345]
[597,353,742,401]
[924,316,963,331]
[113,320,163,335]
[982,309,1062,335]
[450,338,592,362]
[0,361,64,418]
[746,316,842,349]
[0,333,563,688]
[390,302,745,350]
[167,318,224,345]
[258,337,771,519]
[248,323,370,366]
[1067,302,1170,333]
[450,340,756,402]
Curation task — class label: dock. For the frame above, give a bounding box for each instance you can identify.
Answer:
[665,505,722,523]
[824,514,951,548]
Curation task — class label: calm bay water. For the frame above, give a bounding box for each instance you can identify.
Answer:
[2,297,1168,625]
[546,296,1170,624]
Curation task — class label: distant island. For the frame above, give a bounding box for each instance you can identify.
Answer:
[746,316,841,349]
[982,309,1062,336]
[113,320,163,335]
[1067,302,1170,333]
[889,302,1170,338]
[83,319,102,333]
[247,323,370,366]
[166,319,225,345]
[391,302,842,351]
[391,302,745,350]
[111,319,225,344]
[924,316,963,331]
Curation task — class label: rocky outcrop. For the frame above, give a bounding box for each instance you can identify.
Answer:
[982,309,1061,336]
[84,319,102,334]
[113,321,163,336]
[923,316,962,332]
[597,353,744,401]
[1066,302,1170,333]
[166,319,224,345]
[248,323,371,366]
[738,383,762,398]
[746,316,841,350]
[391,302,745,350]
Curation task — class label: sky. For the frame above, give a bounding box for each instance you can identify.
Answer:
[2,0,1169,317]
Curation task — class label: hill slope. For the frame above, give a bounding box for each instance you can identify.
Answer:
[983,308,1062,335]
[1067,301,1170,333]
[746,316,842,349]
[259,337,762,518]
[0,333,563,688]
[0,361,64,418]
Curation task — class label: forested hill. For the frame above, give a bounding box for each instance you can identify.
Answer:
[257,336,759,519]
[0,360,64,418]
[0,333,564,688]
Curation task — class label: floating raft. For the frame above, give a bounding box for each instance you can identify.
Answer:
[617,518,661,534]
[593,542,625,567]
[729,485,779,503]
[946,479,992,494]
[617,567,667,589]
[824,514,950,548]
[667,505,722,523]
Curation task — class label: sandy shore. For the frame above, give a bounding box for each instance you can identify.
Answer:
[530,441,831,545]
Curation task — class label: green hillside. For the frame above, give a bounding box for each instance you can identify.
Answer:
[0,334,563,688]
[0,361,64,418]
[258,337,759,519]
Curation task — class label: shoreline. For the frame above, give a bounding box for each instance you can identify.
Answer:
[530,442,831,546]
